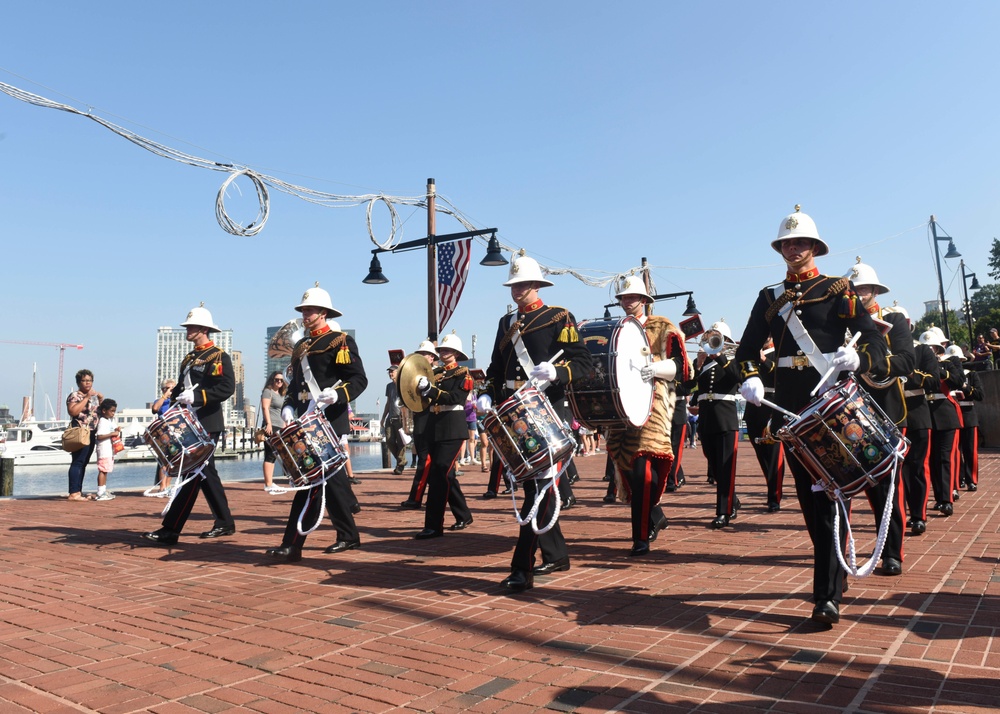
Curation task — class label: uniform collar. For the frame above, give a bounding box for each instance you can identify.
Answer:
[867,302,880,316]
[519,299,544,314]
[194,341,215,352]
[310,325,332,337]
[785,267,820,282]
[444,362,460,371]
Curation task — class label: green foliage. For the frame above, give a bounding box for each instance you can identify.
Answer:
[970,283,1000,318]
[914,309,971,348]
[988,238,1000,281]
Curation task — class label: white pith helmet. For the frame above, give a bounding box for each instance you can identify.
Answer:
[929,325,948,344]
[295,282,343,318]
[919,330,946,349]
[944,344,965,360]
[846,257,889,294]
[772,205,830,257]
[709,319,734,343]
[415,339,439,358]
[615,275,652,303]
[503,250,554,287]
[437,332,468,361]
[881,300,910,323]
[180,302,220,332]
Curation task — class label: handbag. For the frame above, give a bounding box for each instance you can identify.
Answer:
[61,426,91,452]
[253,397,267,444]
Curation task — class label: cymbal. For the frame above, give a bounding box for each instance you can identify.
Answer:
[397,353,433,412]
[268,318,304,359]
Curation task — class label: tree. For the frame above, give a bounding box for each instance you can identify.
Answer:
[914,309,971,348]
[988,238,1000,281]
[970,282,1000,318]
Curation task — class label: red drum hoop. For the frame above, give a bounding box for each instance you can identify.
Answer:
[775,376,908,500]
[484,386,576,483]
[267,410,348,488]
[144,405,214,477]
[568,316,653,429]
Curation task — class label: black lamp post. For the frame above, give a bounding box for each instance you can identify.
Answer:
[930,215,961,341]
[362,179,504,341]
[960,259,981,344]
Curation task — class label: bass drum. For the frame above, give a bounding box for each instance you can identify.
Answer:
[568,316,652,429]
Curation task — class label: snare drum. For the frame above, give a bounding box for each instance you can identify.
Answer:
[484,386,576,483]
[144,405,215,476]
[568,316,652,428]
[775,376,908,499]
[267,410,348,488]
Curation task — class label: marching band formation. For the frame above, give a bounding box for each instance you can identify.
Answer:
[138,206,984,628]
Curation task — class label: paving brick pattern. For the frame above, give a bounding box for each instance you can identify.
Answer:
[0,446,997,713]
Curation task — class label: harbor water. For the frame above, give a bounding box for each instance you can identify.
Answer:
[4,442,386,497]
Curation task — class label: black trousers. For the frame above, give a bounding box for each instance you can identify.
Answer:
[790,458,847,604]
[930,428,959,505]
[627,455,667,543]
[385,417,407,469]
[959,426,979,487]
[901,427,931,521]
[861,469,905,563]
[702,430,738,516]
[282,466,359,547]
[511,474,567,572]
[406,433,431,503]
[424,438,472,531]
[161,434,234,533]
[666,422,686,488]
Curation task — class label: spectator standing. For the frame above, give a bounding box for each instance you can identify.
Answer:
[94,399,121,501]
[382,364,408,474]
[66,369,103,501]
[261,371,287,490]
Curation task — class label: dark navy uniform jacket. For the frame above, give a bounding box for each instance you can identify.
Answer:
[861,309,915,427]
[170,342,235,434]
[957,367,983,428]
[693,354,742,435]
[286,328,368,437]
[423,364,473,442]
[927,356,965,431]
[904,343,940,431]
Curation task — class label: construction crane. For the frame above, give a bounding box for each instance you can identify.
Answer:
[0,340,84,420]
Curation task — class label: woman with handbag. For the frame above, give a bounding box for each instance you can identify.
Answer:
[261,371,287,491]
[65,369,102,501]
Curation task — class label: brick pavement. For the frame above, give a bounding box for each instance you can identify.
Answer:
[0,446,997,713]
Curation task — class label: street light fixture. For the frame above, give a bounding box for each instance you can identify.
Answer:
[959,258,981,344]
[930,215,961,341]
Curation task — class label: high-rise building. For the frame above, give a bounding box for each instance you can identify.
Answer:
[156,327,237,425]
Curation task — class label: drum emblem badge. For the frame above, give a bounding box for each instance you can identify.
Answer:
[842,421,864,443]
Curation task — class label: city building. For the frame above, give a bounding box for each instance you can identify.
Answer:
[156,327,245,427]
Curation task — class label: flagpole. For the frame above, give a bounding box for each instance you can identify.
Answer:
[427,178,439,342]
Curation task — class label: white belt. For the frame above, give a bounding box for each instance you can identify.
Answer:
[776,353,836,370]
[904,389,924,398]
[957,401,975,407]
[764,387,775,394]
[505,379,528,390]
[699,393,738,402]
[430,404,463,414]
[926,394,950,401]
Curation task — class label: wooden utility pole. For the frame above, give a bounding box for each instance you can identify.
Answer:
[641,256,653,317]
[427,178,438,341]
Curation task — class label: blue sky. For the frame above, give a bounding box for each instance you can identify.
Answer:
[3,2,999,417]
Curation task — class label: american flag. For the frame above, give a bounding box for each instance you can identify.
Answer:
[437,238,471,333]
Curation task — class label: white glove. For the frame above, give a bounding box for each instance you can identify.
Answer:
[640,360,677,383]
[740,377,765,407]
[176,389,195,406]
[317,387,339,405]
[281,406,295,423]
[476,394,492,411]
[832,345,861,372]
[531,362,558,382]
[416,376,432,395]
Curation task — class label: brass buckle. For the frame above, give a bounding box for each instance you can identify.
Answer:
[791,355,809,369]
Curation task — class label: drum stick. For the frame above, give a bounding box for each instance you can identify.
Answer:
[809,332,861,398]
[758,397,799,421]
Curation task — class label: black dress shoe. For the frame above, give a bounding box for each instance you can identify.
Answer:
[968,483,978,492]
[665,483,677,493]
[413,528,443,540]
[952,489,960,502]
[141,529,178,546]
[324,540,361,554]
[911,519,926,535]
[350,477,362,485]
[449,518,474,531]
[501,570,533,592]
[532,557,570,575]
[932,501,944,511]
[561,496,577,510]
[264,545,302,562]
[653,514,669,531]
[629,541,650,557]
[200,526,236,539]
[482,491,497,500]
[400,499,422,509]
[881,557,902,576]
[812,600,840,625]
[350,503,362,514]
[603,493,617,504]
[392,467,405,475]
[710,514,730,529]
[767,501,781,513]
[940,503,954,516]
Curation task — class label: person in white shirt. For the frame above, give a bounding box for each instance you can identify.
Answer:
[94,399,121,501]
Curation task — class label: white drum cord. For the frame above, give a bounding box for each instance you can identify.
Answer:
[509,457,571,535]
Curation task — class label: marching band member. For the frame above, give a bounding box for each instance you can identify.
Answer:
[483,252,594,592]
[412,333,475,538]
[265,284,368,562]
[604,276,691,556]
[142,304,237,546]
[742,339,785,513]
[736,206,889,626]
[949,346,983,492]
[888,305,937,536]
[400,341,439,509]
[844,259,914,576]
[695,320,743,528]
[921,329,963,517]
